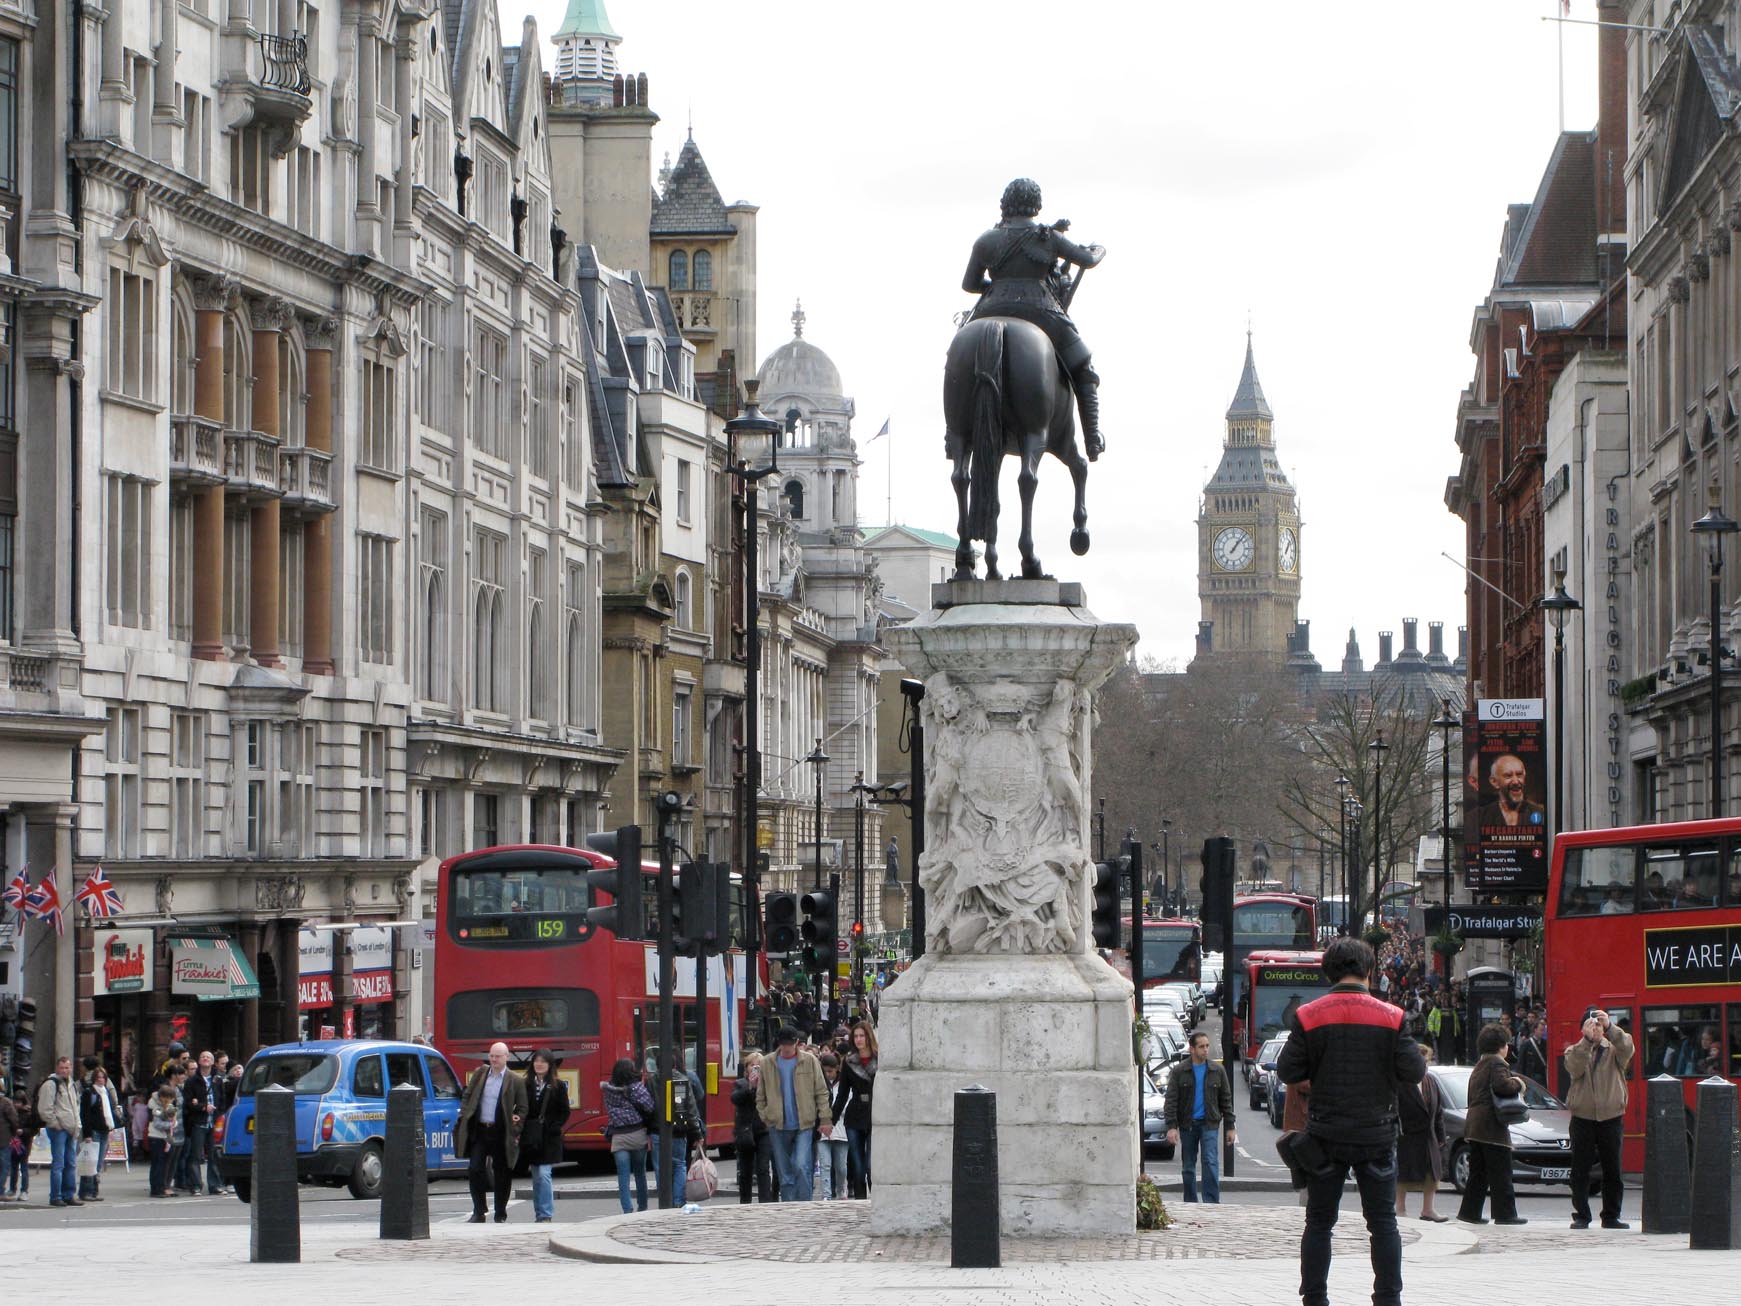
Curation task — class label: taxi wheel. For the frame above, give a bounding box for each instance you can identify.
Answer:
[348,1141,385,1200]
[233,1177,252,1204]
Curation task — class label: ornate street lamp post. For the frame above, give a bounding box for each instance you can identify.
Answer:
[1691,489,1737,817]
[1540,566,1582,837]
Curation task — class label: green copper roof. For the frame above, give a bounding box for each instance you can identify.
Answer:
[555,0,620,40]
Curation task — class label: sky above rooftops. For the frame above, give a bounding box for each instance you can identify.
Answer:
[512,0,1602,664]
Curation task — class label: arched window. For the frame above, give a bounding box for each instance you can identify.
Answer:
[474,589,499,710]
[783,479,804,518]
[668,249,688,291]
[566,610,584,726]
[278,331,305,447]
[421,568,445,700]
[527,604,545,719]
[171,294,195,415]
[692,249,712,291]
[222,314,251,430]
[674,568,692,630]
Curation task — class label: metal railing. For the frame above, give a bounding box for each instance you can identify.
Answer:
[258,33,312,96]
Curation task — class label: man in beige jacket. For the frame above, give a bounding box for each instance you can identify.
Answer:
[755,1027,831,1201]
[1564,1006,1633,1230]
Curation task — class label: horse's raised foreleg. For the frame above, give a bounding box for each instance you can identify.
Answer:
[1018,444,1043,579]
[951,454,975,579]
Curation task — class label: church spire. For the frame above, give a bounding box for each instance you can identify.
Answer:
[1226,332,1273,421]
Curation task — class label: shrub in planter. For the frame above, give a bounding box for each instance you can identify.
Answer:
[1136,1174,1172,1230]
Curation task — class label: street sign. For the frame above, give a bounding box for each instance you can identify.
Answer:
[756,821,774,850]
[837,937,849,955]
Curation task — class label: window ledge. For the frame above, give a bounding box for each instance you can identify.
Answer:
[101,389,168,416]
[357,462,403,483]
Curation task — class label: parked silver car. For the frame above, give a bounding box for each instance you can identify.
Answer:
[1248,1035,1289,1112]
[1141,1064,1176,1160]
[1429,1065,1601,1194]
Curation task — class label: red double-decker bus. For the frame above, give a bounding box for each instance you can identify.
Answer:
[1237,949,1330,1062]
[433,844,758,1155]
[1224,893,1317,1038]
[1548,818,1741,1171]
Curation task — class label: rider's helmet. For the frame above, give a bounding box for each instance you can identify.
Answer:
[1000,178,1042,220]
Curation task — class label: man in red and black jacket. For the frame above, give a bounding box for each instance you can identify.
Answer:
[1277,937,1426,1306]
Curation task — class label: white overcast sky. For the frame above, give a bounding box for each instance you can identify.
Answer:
[508,0,1603,665]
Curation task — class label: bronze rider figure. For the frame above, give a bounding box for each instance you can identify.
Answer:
[961,177,1106,459]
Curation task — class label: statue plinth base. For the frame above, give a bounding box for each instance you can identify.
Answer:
[868,951,1137,1236]
[871,590,1138,1237]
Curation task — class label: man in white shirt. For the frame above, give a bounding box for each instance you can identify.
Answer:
[455,1041,527,1222]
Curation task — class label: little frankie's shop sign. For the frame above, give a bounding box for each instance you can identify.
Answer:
[91,929,154,997]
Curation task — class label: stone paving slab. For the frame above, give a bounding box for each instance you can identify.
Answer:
[550,1198,1450,1265]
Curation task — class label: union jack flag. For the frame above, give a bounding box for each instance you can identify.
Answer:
[24,871,63,936]
[1,867,27,912]
[76,865,124,918]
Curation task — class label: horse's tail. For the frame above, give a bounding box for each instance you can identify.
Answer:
[967,320,1003,541]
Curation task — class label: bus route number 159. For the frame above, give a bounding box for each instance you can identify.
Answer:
[534,918,566,940]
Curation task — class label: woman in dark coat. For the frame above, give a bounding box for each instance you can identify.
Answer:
[523,1051,570,1224]
[1394,1042,1448,1221]
[730,1052,777,1203]
[1456,1023,1526,1226]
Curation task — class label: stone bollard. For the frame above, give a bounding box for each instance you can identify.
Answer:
[251,1084,300,1263]
[380,1082,430,1240]
[1643,1074,1691,1234]
[951,1085,1000,1269]
[1689,1075,1741,1251]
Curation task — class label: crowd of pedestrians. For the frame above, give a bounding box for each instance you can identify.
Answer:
[0,1041,239,1207]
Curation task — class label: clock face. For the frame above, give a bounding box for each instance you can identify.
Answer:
[1279,528,1298,574]
[1213,526,1255,572]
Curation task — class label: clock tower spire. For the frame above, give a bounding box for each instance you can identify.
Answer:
[1193,336,1301,666]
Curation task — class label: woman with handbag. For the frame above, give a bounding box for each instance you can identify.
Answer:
[1456,1023,1528,1226]
[523,1051,569,1223]
[77,1065,119,1201]
[600,1058,656,1214]
[842,1021,877,1198]
[1394,1043,1449,1222]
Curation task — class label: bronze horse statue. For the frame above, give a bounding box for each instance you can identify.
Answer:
[943,316,1090,581]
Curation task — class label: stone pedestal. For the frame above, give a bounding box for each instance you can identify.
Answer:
[870,591,1137,1237]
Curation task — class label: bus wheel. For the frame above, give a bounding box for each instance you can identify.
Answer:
[1449,1143,1469,1195]
[348,1141,385,1200]
[233,1177,252,1204]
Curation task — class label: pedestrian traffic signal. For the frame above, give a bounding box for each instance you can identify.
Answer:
[675,860,707,957]
[764,891,799,955]
[1199,836,1236,932]
[800,887,837,972]
[583,824,645,940]
[1090,860,1121,949]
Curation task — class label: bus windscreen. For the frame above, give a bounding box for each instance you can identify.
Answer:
[1250,968,1332,1044]
[1234,903,1315,948]
[449,853,592,946]
[1140,925,1201,985]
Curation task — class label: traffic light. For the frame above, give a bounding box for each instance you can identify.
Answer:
[764,891,799,956]
[850,919,865,957]
[675,860,705,956]
[1200,836,1236,932]
[800,886,836,973]
[1090,860,1121,949]
[583,824,645,940]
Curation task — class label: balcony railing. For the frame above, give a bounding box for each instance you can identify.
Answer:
[278,446,335,513]
[225,429,282,499]
[259,33,312,96]
[170,414,226,485]
[672,293,714,331]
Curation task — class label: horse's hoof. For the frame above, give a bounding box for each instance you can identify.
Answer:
[952,569,976,582]
[986,567,1003,582]
[1022,560,1044,580]
[1070,528,1090,556]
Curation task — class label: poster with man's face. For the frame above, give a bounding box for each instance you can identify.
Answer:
[1471,699,1548,891]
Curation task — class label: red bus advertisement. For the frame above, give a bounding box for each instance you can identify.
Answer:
[1238,950,1330,1062]
[1225,893,1318,1028]
[1548,818,1741,1171]
[433,844,757,1155]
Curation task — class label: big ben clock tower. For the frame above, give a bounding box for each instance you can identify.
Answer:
[1193,336,1301,665]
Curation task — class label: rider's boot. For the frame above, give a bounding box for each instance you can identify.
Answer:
[1073,366,1103,460]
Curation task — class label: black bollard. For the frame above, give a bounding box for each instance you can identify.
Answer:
[1689,1075,1741,1251]
[380,1081,430,1240]
[951,1084,1000,1269]
[1643,1074,1691,1235]
[251,1084,300,1263]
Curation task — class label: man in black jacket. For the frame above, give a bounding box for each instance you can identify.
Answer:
[1277,937,1426,1306]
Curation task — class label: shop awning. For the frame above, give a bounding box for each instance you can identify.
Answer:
[171,935,261,1002]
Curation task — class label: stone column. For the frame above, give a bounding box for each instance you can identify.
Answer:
[354,15,382,253]
[301,317,336,675]
[237,922,263,1053]
[249,299,291,667]
[153,0,184,163]
[393,26,417,235]
[191,276,232,660]
[17,312,79,652]
[870,580,1138,1238]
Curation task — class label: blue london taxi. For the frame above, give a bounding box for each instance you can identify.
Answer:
[215,1039,470,1201]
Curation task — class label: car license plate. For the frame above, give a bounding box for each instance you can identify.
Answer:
[1539,1167,1570,1181]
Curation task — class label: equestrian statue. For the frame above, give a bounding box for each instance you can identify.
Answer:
[945,177,1105,581]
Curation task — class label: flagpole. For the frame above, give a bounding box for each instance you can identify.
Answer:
[887,423,893,526]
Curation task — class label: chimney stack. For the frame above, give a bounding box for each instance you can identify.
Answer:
[1342,628,1364,675]
[1378,631,1394,665]
[1427,621,1449,666]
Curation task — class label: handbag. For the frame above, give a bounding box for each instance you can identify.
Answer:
[686,1151,719,1200]
[76,1138,100,1177]
[1490,1081,1529,1125]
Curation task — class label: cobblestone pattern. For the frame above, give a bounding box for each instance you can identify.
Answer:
[337,1231,554,1262]
[603,1200,1423,1263]
[1463,1227,1663,1256]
